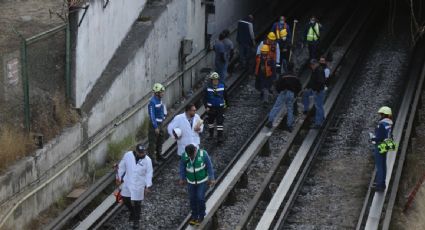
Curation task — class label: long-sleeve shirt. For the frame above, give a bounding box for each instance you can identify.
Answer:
[179,150,215,181]
[148,95,166,129]
[256,41,280,65]
[237,20,255,46]
[372,118,393,143]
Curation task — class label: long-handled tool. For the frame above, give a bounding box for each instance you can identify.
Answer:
[288,19,299,63]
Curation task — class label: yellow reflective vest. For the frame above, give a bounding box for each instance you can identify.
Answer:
[307,23,320,42]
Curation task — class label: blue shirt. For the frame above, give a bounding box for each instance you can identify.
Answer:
[148,95,165,129]
[372,118,393,144]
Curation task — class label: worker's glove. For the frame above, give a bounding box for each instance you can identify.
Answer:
[369,132,376,144]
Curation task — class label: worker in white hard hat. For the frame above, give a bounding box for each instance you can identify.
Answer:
[167,103,203,156]
[148,83,167,165]
[203,72,228,143]
[368,106,395,192]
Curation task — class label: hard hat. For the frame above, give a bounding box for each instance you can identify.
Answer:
[279,29,288,38]
[152,83,165,93]
[173,128,182,139]
[136,144,146,153]
[267,32,277,41]
[260,44,270,53]
[378,106,392,115]
[209,72,220,80]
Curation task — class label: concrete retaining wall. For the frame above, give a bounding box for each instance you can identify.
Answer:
[0,124,83,229]
[0,0,260,228]
[75,0,147,107]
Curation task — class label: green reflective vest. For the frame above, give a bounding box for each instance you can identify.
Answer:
[307,23,320,42]
[182,150,208,184]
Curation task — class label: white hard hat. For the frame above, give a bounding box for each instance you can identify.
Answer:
[173,128,182,139]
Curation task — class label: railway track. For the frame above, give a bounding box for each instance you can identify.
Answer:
[47,0,303,229]
[175,0,375,229]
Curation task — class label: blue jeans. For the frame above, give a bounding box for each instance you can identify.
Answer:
[313,90,325,126]
[187,182,207,220]
[302,89,313,113]
[215,62,227,84]
[373,147,387,189]
[268,91,294,128]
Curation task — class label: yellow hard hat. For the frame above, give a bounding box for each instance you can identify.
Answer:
[152,83,165,93]
[378,106,392,115]
[260,44,270,53]
[279,29,288,38]
[267,32,277,41]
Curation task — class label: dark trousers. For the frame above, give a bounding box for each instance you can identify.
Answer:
[307,41,319,60]
[122,196,142,222]
[148,124,164,160]
[188,182,207,220]
[239,43,255,73]
[207,107,224,137]
[374,147,387,190]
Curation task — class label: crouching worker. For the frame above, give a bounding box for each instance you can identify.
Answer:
[116,144,153,229]
[179,144,216,226]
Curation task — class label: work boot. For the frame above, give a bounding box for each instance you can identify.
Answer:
[265,121,273,128]
[217,131,224,144]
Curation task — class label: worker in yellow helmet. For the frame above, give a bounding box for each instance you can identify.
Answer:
[255,45,276,104]
[304,15,322,59]
[368,106,395,192]
[148,83,167,165]
[256,32,280,74]
[277,28,290,74]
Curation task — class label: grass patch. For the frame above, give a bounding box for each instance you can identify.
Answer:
[0,126,33,172]
[107,135,135,164]
[135,116,150,141]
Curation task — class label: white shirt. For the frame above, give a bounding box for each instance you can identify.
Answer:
[117,151,153,201]
[167,113,204,156]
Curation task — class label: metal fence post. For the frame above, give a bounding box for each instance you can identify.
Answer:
[66,23,71,101]
[20,39,30,131]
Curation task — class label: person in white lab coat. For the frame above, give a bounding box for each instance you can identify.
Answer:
[167,103,204,156]
[116,144,153,229]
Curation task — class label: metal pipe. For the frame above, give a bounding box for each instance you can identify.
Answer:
[22,39,30,132]
[26,24,66,45]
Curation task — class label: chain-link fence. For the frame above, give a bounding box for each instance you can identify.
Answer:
[3,24,71,140]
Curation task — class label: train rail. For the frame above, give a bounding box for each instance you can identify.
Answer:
[357,35,425,230]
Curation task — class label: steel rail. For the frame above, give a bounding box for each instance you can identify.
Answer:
[356,37,425,230]
[254,4,381,228]
[178,2,363,229]
[236,3,373,229]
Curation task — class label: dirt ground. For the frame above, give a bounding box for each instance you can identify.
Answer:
[391,93,425,229]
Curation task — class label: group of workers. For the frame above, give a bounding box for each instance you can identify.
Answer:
[114,13,397,229]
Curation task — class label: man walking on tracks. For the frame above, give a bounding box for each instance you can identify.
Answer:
[237,14,255,71]
[204,72,228,144]
[266,63,301,132]
[303,59,326,128]
[179,144,216,226]
[369,106,396,192]
[148,83,167,165]
[167,103,203,156]
[116,144,153,229]
[304,15,321,59]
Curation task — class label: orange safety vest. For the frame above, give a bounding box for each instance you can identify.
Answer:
[255,55,273,77]
[264,41,277,62]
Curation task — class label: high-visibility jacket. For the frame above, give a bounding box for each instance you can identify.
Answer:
[372,118,395,154]
[255,55,274,77]
[306,23,320,41]
[148,95,167,129]
[182,150,208,184]
[205,83,225,108]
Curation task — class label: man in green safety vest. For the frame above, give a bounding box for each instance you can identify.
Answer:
[179,144,216,226]
[304,15,322,59]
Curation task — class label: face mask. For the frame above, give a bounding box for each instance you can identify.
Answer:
[310,19,316,23]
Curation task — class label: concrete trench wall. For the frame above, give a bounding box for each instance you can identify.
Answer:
[0,0,259,229]
[74,0,147,108]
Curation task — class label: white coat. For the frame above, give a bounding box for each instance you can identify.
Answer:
[117,151,153,201]
[167,113,204,156]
